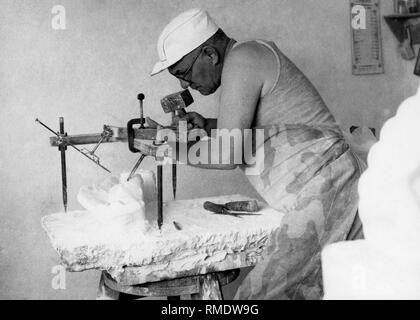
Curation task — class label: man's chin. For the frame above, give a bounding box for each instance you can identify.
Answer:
[198,88,214,96]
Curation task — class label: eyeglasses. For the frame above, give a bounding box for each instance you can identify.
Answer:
[174,48,202,82]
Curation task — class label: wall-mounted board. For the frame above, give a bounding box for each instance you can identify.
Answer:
[350,0,384,75]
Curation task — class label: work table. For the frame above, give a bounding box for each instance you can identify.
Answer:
[42,194,284,286]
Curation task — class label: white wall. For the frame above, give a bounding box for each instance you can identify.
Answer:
[0,0,419,299]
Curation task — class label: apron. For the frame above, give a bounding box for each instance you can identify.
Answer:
[236,123,363,299]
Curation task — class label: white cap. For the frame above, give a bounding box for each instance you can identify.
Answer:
[151,8,219,76]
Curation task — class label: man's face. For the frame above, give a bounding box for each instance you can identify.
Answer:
[168,46,220,96]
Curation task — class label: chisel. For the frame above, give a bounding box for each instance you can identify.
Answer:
[203,200,260,218]
[203,201,242,218]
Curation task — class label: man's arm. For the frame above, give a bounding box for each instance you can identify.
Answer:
[214,42,265,168]
[177,42,276,169]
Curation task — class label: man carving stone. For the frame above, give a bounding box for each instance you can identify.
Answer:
[151,8,364,300]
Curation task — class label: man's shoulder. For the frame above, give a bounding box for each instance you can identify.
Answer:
[230,40,275,57]
[225,39,278,68]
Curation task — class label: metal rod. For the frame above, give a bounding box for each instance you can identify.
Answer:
[36,118,59,135]
[36,118,111,173]
[59,117,67,213]
[90,135,106,154]
[157,164,163,230]
[172,163,176,199]
[127,154,146,181]
[139,99,144,128]
[171,112,177,199]
[138,93,145,129]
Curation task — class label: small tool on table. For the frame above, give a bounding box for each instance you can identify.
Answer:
[203,200,260,218]
[173,220,182,231]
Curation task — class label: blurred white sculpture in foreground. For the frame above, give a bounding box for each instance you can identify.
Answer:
[322,86,420,299]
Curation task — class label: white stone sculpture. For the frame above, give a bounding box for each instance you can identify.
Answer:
[77,170,156,233]
[322,86,420,299]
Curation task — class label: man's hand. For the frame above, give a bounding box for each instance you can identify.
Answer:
[173,111,207,130]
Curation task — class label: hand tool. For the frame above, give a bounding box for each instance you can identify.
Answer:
[225,200,259,212]
[160,89,193,115]
[204,201,239,217]
[203,200,260,218]
[160,89,194,199]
